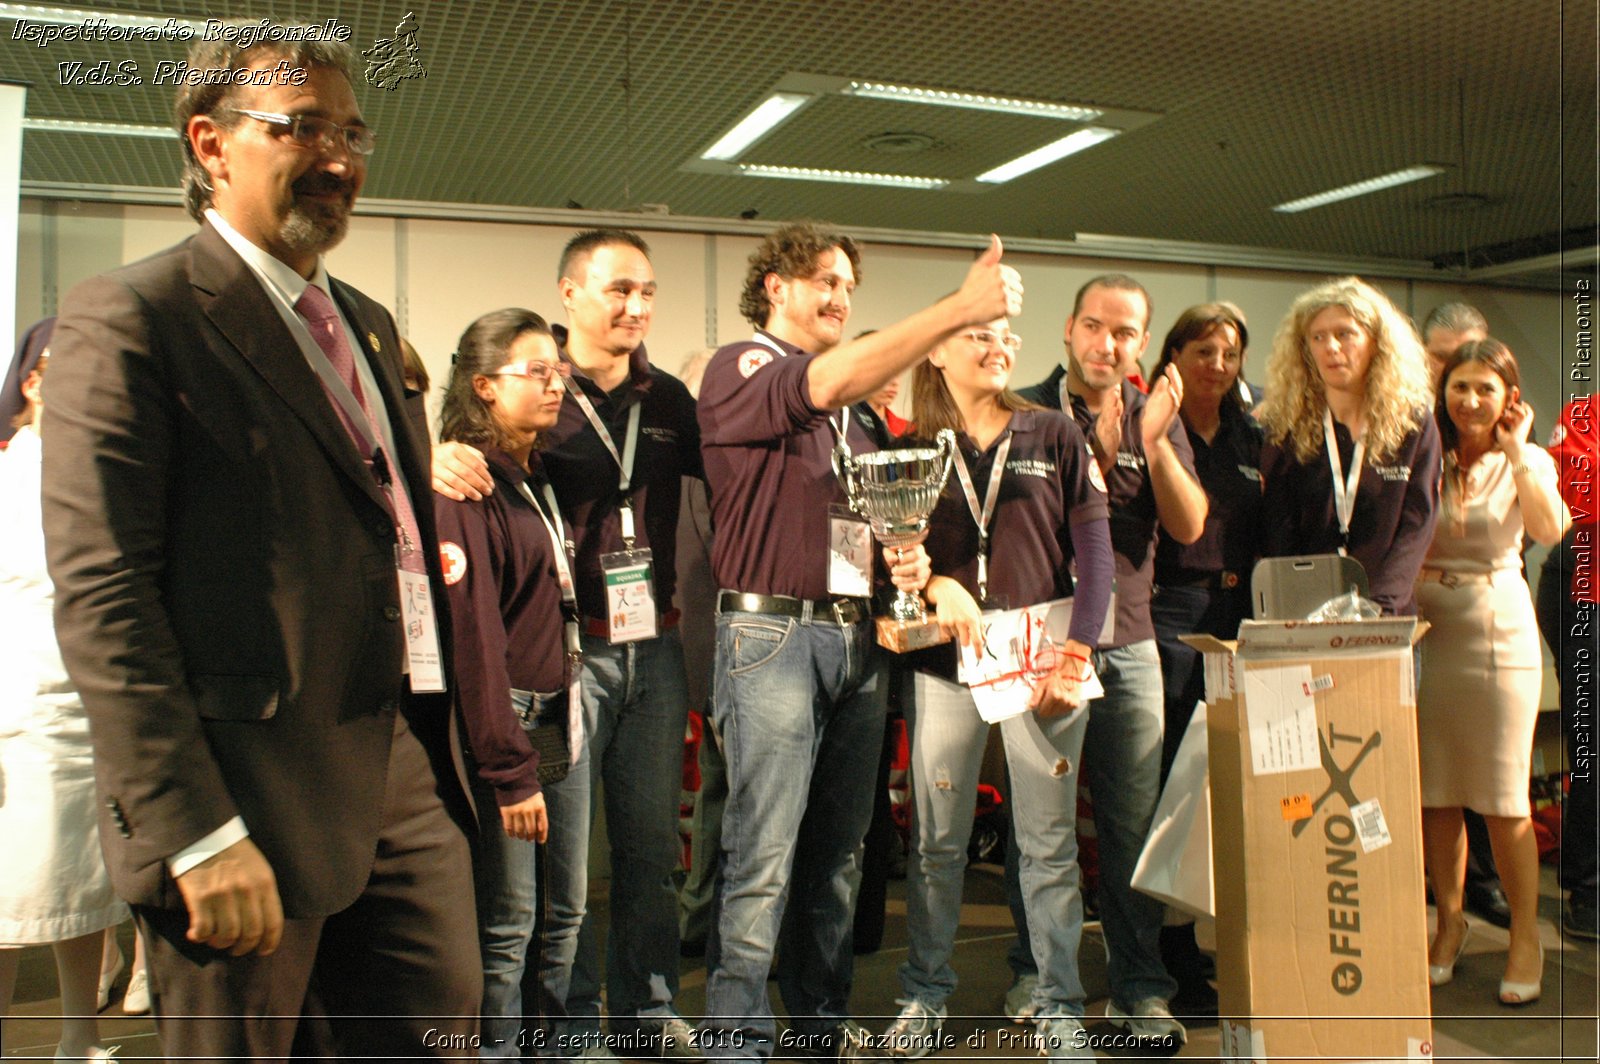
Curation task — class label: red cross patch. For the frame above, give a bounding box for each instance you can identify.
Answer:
[440,541,467,585]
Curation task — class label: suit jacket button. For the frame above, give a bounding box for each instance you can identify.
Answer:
[383,605,401,621]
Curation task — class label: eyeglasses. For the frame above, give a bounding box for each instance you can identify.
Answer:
[488,360,571,387]
[228,109,377,156]
[964,329,1022,351]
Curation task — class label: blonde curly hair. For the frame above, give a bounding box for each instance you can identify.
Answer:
[1257,277,1433,462]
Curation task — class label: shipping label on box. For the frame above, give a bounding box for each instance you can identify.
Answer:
[1199,618,1431,1063]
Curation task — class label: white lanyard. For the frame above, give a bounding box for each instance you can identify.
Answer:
[952,433,1012,602]
[752,332,853,461]
[517,479,577,608]
[562,377,644,547]
[1323,408,1366,551]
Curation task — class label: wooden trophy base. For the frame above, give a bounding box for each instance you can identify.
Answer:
[876,616,950,653]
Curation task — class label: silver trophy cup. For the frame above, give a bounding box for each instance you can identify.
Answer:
[833,428,958,650]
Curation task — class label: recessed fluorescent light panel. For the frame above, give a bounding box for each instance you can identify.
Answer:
[23,118,172,138]
[699,92,814,161]
[737,164,948,190]
[976,126,1119,184]
[1272,165,1446,213]
[0,4,205,30]
[842,81,1102,122]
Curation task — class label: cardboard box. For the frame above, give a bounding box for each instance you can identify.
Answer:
[1184,619,1433,1063]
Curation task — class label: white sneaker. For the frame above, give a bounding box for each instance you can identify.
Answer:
[1033,1017,1093,1061]
[1004,973,1039,1023]
[657,1016,704,1061]
[881,998,946,1059]
[1105,997,1187,1045]
[121,970,150,1015]
[56,1045,120,1061]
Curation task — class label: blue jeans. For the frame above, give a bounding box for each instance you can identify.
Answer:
[476,688,568,1060]
[1004,640,1176,1009]
[1151,584,1249,782]
[900,670,1088,1019]
[535,694,594,1060]
[701,610,887,1061]
[566,630,691,1034]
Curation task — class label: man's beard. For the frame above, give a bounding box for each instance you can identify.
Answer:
[278,177,354,256]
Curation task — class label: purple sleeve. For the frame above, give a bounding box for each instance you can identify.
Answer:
[1370,419,1442,615]
[698,343,824,445]
[1067,516,1114,646]
[435,496,541,805]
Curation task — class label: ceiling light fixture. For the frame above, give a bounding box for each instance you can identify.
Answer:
[23,117,172,138]
[737,163,948,190]
[1272,165,1446,213]
[843,81,1102,122]
[699,92,814,161]
[975,126,1119,184]
[0,3,205,30]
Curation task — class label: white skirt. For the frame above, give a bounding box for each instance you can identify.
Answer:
[0,694,128,945]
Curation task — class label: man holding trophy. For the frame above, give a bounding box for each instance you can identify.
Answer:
[696,223,1020,1061]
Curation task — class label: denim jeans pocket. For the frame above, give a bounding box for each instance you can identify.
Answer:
[511,687,571,784]
[725,617,794,675]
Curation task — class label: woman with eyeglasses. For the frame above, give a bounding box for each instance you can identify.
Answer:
[1256,277,1440,617]
[1415,340,1569,1006]
[877,320,1114,1059]
[1145,301,1261,1011]
[433,308,575,1058]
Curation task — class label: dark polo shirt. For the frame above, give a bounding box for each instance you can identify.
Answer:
[698,330,882,600]
[435,449,568,806]
[1155,402,1265,584]
[1021,369,1198,647]
[544,326,702,622]
[912,409,1113,674]
[1260,413,1441,616]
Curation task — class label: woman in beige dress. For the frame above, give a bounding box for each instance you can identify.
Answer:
[1417,339,1570,1006]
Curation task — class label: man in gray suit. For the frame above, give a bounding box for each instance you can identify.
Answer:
[42,33,479,1059]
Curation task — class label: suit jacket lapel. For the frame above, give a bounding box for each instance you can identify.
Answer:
[188,224,391,517]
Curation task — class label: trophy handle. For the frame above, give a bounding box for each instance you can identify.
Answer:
[933,428,958,490]
[830,443,863,514]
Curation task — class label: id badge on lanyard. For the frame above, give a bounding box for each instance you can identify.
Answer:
[564,379,656,642]
[827,503,873,597]
[600,548,658,643]
[826,406,874,597]
[399,568,446,692]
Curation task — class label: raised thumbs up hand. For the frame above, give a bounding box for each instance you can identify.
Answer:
[958,234,1022,325]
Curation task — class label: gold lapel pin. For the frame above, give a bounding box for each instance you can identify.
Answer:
[367,332,381,353]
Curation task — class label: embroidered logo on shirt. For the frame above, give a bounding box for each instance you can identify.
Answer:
[1370,464,1413,482]
[738,350,774,378]
[642,426,679,444]
[440,541,467,585]
[1115,450,1146,471]
[1006,459,1057,479]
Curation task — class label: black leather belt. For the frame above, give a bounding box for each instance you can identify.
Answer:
[1165,570,1244,591]
[717,591,869,626]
